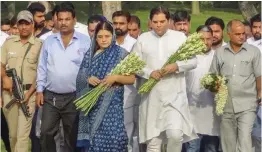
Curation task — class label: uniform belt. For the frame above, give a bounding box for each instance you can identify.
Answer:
[23,84,32,91]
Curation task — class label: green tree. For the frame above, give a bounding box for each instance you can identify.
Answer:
[192,1,200,15]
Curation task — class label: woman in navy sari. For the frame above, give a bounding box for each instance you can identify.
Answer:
[75,20,135,152]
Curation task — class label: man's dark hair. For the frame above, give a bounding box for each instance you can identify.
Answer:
[60,2,75,10]
[1,18,11,26]
[88,15,104,25]
[112,11,131,22]
[173,10,191,22]
[27,2,46,15]
[129,15,141,28]
[242,21,250,27]
[150,6,170,20]
[196,25,213,35]
[250,14,261,27]
[205,16,225,30]
[51,5,60,17]
[45,12,52,21]
[57,2,76,18]
[10,15,17,27]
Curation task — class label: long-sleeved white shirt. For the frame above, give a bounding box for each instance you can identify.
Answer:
[186,50,220,136]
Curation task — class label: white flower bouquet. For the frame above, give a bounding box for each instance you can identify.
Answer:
[138,32,207,94]
[200,73,228,115]
[74,52,146,115]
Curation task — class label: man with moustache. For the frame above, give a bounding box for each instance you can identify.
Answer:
[27,2,50,38]
[113,11,136,51]
[36,2,90,152]
[246,14,261,152]
[39,5,60,41]
[173,10,191,36]
[37,4,67,152]
[205,16,227,50]
[112,10,137,152]
[210,20,261,152]
[247,14,261,51]
[1,10,43,152]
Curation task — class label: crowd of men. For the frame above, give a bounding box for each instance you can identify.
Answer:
[0,1,261,152]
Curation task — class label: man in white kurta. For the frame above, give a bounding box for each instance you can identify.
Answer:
[132,7,197,152]
[247,14,261,152]
[116,33,137,148]
[112,10,138,152]
[185,25,220,152]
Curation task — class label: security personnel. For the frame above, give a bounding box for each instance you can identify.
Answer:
[1,10,42,152]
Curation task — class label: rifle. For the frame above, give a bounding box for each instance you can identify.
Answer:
[5,68,31,120]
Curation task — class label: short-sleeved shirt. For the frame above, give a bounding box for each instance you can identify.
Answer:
[210,42,261,113]
[1,35,43,85]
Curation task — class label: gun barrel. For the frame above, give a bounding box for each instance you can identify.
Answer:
[20,103,31,120]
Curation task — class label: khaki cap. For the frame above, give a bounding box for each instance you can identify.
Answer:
[17,10,33,23]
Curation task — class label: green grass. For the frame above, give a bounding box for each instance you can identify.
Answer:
[1,139,7,152]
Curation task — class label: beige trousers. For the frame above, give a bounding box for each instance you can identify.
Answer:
[2,90,36,152]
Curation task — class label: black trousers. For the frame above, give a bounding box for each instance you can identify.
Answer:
[40,90,79,152]
[1,109,11,152]
[30,107,41,152]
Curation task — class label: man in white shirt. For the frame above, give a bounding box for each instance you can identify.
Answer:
[247,14,261,52]
[247,14,261,152]
[184,25,220,152]
[133,6,197,152]
[172,10,191,36]
[74,22,89,36]
[205,17,227,50]
[112,10,138,152]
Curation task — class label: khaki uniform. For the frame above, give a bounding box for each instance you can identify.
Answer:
[1,35,42,152]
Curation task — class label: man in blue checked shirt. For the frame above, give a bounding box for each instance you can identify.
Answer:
[36,2,90,152]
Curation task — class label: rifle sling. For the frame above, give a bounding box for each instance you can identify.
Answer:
[21,43,33,84]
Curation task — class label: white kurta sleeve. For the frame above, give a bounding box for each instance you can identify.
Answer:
[176,57,197,73]
[132,38,153,79]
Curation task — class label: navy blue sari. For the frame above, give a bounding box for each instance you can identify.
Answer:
[76,38,129,151]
